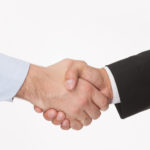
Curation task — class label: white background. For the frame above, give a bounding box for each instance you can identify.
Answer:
[0,0,150,150]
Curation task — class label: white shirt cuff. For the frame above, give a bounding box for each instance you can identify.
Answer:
[104,67,121,104]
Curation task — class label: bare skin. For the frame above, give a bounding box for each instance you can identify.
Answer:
[33,59,113,130]
[16,59,111,130]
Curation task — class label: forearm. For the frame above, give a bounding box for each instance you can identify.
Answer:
[16,64,46,107]
[107,50,150,118]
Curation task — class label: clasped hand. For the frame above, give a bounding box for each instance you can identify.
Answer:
[17,59,113,130]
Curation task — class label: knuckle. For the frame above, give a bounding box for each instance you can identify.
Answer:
[63,58,73,65]
[63,58,71,62]
[78,60,88,68]
[77,60,87,67]
[80,60,87,65]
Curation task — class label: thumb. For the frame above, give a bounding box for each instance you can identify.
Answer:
[64,61,105,91]
[65,66,80,90]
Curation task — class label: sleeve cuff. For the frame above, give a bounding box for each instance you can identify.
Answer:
[0,53,30,102]
[104,67,121,104]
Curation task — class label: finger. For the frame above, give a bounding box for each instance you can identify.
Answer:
[52,112,66,125]
[81,66,106,90]
[92,89,110,111]
[85,102,101,120]
[43,109,57,121]
[65,61,86,90]
[34,106,43,113]
[52,120,61,125]
[65,79,76,91]
[61,119,70,130]
[75,111,92,126]
[70,119,83,130]
[83,111,92,126]
[65,61,105,91]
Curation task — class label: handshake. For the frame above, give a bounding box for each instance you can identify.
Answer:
[16,59,113,130]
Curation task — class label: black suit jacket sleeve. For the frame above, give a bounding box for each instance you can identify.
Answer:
[107,50,150,119]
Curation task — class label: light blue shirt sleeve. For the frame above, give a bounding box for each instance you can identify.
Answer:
[0,53,30,102]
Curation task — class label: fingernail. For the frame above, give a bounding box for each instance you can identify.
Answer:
[66,80,75,90]
[57,115,63,121]
[62,120,68,127]
[48,111,56,119]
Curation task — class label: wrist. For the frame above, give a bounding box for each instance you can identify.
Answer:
[99,68,113,100]
[16,64,45,105]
